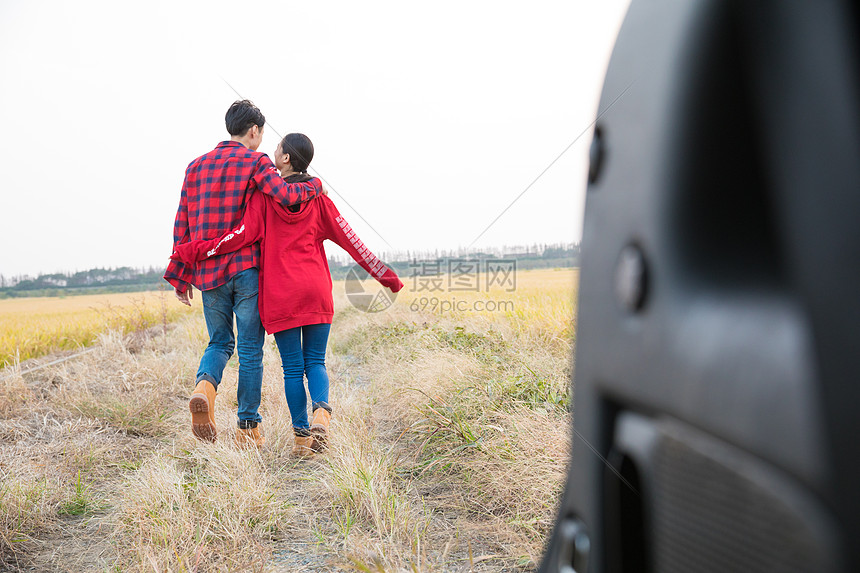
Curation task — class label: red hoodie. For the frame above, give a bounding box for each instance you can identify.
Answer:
[172,192,403,333]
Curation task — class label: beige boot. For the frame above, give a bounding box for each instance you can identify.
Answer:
[189,379,217,442]
[292,434,315,458]
[235,423,265,449]
[310,403,332,452]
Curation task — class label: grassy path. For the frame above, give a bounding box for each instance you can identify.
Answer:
[1,270,575,572]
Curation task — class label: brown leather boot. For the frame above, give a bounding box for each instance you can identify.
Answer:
[235,423,266,449]
[189,379,217,442]
[310,403,332,452]
[292,434,315,458]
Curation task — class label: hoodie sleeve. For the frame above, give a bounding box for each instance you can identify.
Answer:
[170,192,266,265]
[163,174,193,292]
[319,196,404,293]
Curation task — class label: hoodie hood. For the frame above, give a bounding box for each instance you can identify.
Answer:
[270,173,318,223]
[271,194,318,223]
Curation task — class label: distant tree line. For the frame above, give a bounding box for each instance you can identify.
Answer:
[0,267,165,298]
[327,242,580,268]
[327,242,580,279]
[1,243,580,298]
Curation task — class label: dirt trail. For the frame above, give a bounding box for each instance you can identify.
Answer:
[3,288,571,572]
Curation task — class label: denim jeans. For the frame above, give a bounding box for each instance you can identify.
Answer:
[197,268,265,424]
[273,323,331,431]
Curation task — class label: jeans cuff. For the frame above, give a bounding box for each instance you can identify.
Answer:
[197,373,218,389]
[312,401,332,413]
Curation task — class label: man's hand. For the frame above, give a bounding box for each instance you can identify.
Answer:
[321,184,329,197]
[175,286,193,306]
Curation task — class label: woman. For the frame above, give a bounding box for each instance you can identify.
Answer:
[172,133,403,457]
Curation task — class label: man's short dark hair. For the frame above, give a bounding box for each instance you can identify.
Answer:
[225,100,265,136]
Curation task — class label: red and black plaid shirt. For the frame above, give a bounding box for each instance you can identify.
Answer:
[164,141,322,292]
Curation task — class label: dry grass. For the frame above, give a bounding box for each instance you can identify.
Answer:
[0,268,576,571]
[0,288,197,367]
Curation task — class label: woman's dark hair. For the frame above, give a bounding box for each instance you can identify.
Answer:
[280,133,314,173]
[225,100,265,136]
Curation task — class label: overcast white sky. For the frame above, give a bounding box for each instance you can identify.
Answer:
[0,0,630,277]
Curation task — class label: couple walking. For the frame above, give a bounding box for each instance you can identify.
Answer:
[164,100,403,457]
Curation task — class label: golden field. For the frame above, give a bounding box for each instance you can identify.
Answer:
[0,268,577,571]
[0,290,198,367]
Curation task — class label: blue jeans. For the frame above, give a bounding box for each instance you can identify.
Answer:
[273,323,331,431]
[197,268,265,424]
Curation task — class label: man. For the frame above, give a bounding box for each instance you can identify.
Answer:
[164,99,323,447]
